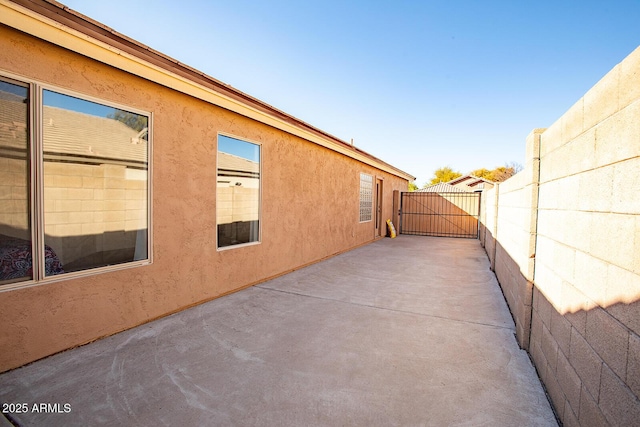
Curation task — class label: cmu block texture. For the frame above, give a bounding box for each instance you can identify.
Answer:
[482,45,640,426]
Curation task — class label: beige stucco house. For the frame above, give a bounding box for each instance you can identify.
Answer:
[0,0,413,372]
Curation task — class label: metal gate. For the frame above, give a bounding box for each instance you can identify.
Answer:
[400,192,481,238]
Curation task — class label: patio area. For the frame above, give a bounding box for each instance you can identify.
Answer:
[0,236,557,426]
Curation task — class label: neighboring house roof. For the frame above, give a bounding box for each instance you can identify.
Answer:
[42,106,147,164]
[217,152,259,188]
[1,0,415,181]
[0,92,28,152]
[217,152,259,177]
[1,93,147,166]
[416,183,467,193]
[448,175,493,192]
[1,91,258,177]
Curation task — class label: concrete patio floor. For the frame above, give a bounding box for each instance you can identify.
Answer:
[0,236,558,426]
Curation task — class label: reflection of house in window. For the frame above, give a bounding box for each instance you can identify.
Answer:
[0,83,33,283]
[42,99,149,274]
[217,151,260,189]
[0,85,150,283]
[217,136,260,248]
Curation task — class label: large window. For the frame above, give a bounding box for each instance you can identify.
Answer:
[217,135,260,249]
[0,79,31,283]
[0,75,151,286]
[359,173,373,222]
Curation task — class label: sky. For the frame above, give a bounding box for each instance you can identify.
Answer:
[219,135,260,162]
[60,0,640,186]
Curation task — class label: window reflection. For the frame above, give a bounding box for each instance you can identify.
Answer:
[42,90,149,274]
[0,80,33,283]
[217,135,260,248]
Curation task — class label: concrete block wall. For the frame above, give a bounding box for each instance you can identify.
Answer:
[481,46,640,425]
[43,161,147,266]
[481,130,542,349]
[216,187,260,224]
[0,157,29,240]
[479,185,497,268]
[532,45,640,425]
[0,158,147,275]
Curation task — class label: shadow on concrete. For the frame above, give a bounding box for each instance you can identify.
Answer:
[480,228,640,426]
[0,236,557,426]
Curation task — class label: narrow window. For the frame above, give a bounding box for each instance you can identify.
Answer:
[0,79,32,284]
[42,90,149,275]
[217,135,260,248]
[359,173,373,222]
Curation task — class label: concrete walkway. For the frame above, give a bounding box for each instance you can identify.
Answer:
[0,236,557,426]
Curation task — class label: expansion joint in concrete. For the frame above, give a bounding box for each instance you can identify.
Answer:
[256,284,515,332]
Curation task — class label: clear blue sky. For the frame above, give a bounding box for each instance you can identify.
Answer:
[61,0,640,186]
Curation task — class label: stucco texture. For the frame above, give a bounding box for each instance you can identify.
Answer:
[0,25,407,372]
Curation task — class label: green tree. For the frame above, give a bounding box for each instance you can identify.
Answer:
[408,181,418,191]
[470,168,492,180]
[471,163,522,182]
[428,166,462,185]
[494,161,523,181]
[490,166,515,182]
[108,110,148,134]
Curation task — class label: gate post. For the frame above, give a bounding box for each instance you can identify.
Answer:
[392,190,400,233]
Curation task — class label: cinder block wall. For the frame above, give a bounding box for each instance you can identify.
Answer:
[216,187,260,224]
[481,46,640,425]
[0,158,29,240]
[43,162,147,266]
[484,130,542,349]
[479,185,497,268]
[0,159,147,267]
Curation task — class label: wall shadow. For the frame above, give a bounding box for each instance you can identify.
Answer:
[479,228,640,426]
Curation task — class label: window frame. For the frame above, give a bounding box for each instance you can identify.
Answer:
[0,71,153,291]
[216,132,262,251]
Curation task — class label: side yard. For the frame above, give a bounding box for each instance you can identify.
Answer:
[0,236,557,426]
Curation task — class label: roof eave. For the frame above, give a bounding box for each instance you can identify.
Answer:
[1,0,415,181]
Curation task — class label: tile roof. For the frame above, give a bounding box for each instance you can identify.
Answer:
[1,92,147,165]
[42,106,147,164]
[449,175,493,190]
[415,182,468,193]
[217,152,259,175]
[0,91,28,152]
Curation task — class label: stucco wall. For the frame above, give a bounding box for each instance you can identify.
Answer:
[0,25,408,372]
[481,46,640,425]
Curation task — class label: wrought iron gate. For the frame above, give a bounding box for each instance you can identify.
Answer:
[400,192,481,238]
